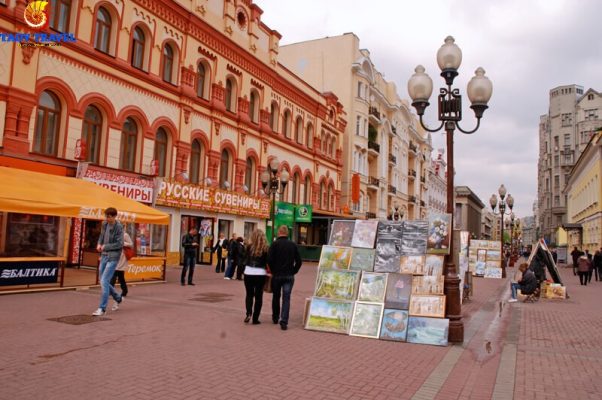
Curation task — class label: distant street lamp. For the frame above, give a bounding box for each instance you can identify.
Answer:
[388,202,404,221]
[407,36,493,343]
[490,184,514,278]
[260,158,289,242]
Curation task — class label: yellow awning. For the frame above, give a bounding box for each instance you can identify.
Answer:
[0,167,169,224]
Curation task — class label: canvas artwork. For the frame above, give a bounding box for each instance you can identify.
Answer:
[488,241,501,250]
[351,220,380,248]
[407,316,449,346]
[424,255,444,276]
[379,309,409,341]
[349,248,376,272]
[374,238,402,273]
[358,272,387,302]
[427,213,452,255]
[328,220,356,247]
[487,250,502,261]
[400,255,426,275]
[486,260,501,269]
[314,268,360,300]
[474,261,486,276]
[350,302,384,338]
[412,275,444,295]
[484,267,502,279]
[400,220,428,256]
[318,246,353,270]
[305,297,354,334]
[477,249,487,262]
[409,295,446,318]
[545,285,566,299]
[384,273,413,309]
[377,221,404,240]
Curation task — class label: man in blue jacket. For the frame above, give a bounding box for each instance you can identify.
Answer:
[92,207,124,316]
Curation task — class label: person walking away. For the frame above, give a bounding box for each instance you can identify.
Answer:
[92,207,124,316]
[224,233,237,277]
[594,248,602,283]
[242,230,268,324]
[585,250,594,283]
[268,225,302,331]
[571,246,582,276]
[181,228,199,286]
[233,237,245,280]
[577,254,591,286]
[111,232,133,306]
[212,232,227,273]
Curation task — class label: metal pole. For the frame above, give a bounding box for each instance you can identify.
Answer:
[500,211,506,278]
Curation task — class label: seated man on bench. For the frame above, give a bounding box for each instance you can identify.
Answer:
[509,263,539,303]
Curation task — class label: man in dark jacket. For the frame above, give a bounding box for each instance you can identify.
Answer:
[181,227,198,285]
[594,248,602,282]
[267,225,302,331]
[571,246,582,276]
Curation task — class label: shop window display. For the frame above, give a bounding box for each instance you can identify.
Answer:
[3,213,63,257]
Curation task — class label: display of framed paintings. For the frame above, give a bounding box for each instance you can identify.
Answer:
[377,221,404,240]
[349,248,376,272]
[426,213,452,255]
[351,220,379,248]
[379,309,409,341]
[487,250,501,261]
[400,220,428,256]
[374,238,402,273]
[314,268,360,300]
[409,295,446,318]
[424,255,444,276]
[412,275,444,295]
[474,261,486,276]
[384,273,412,309]
[318,246,352,270]
[484,267,502,279]
[400,255,426,275]
[469,240,502,276]
[329,220,356,247]
[350,302,384,338]
[407,316,449,346]
[305,297,354,334]
[358,272,387,302]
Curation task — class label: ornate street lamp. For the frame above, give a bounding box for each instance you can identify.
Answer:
[260,157,289,242]
[388,202,404,221]
[490,184,514,277]
[407,36,493,343]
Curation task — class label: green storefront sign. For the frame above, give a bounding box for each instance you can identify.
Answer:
[266,203,313,241]
[295,204,313,223]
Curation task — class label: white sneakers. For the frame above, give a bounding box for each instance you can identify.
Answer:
[111,296,124,311]
[508,299,518,303]
[224,277,231,280]
[92,308,105,316]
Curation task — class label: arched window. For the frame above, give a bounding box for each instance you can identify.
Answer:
[304,176,311,204]
[225,78,236,112]
[291,173,301,204]
[50,0,71,32]
[190,139,202,184]
[34,91,61,156]
[82,105,102,164]
[162,43,174,83]
[131,27,146,70]
[94,7,111,53]
[249,91,259,123]
[197,63,208,99]
[295,117,303,144]
[306,124,313,149]
[244,157,255,193]
[120,117,138,171]
[154,128,168,177]
[283,110,292,138]
[219,150,230,188]
[270,102,279,132]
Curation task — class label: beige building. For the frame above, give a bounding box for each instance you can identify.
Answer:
[428,149,447,216]
[454,186,485,239]
[481,211,495,240]
[565,129,602,252]
[278,33,431,220]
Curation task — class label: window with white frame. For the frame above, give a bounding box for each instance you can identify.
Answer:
[561,113,572,126]
[356,116,361,135]
[584,109,598,121]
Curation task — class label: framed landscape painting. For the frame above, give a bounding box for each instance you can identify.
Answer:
[377,221,404,240]
[358,272,387,302]
[305,297,354,334]
[350,302,384,338]
[424,255,444,276]
[400,220,428,256]
[329,220,356,247]
[384,273,413,309]
[412,275,444,295]
[314,268,360,300]
[407,316,449,346]
[318,245,352,270]
[374,238,402,273]
[380,309,409,341]
[400,255,426,275]
[349,248,376,272]
[351,220,380,248]
[487,250,502,261]
[426,213,452,255]
[474,261,486,276]
[409,295,446,318]
[484,267,502,279]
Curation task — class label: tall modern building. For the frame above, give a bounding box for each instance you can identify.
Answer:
[278,33,431,220]
[538,85,602,245]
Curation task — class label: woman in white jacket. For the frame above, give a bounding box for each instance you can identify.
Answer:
[111,232,133,311]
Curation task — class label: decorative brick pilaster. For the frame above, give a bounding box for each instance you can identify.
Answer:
[234,158,247,191]
[175,141,191,181]
[211,83,225,111]
[259,108,271,134]
[237,96,250,124]
[207,150,221,182]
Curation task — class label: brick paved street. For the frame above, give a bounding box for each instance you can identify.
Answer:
[1,263,601,400]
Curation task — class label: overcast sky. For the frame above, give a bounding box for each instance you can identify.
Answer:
[258,0,602,219]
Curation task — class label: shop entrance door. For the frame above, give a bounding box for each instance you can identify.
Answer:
[181,215,214,265]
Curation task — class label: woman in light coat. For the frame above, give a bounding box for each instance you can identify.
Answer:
[111,232,133,310]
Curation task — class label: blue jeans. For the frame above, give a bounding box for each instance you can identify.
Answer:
[181,253,196,284]
[224,257,235,278]
[99,255,121,310]
[510,282,520,299]
[272,275,295,325]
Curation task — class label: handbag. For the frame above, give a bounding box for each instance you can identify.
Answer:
[123,246,135,260]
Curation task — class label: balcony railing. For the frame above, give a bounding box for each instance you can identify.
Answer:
[409,169,417,178]
[365,212,377,219]
[388,184,397,194]
[389,154,396,164]
[369,107,381,120]
[369,176,379,186]
[368,140,380,153]
[409,195,417,203]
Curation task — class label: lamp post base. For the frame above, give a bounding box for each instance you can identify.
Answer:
[443,260,464,343]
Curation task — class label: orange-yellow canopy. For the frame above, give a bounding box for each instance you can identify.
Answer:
[0,167,169,224]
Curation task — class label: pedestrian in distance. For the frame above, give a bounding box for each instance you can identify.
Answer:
[268,225,302,331]
[92,207,124,316]
[212,232,228,273]
[242,229,269,324]
[224,233,236,277]
[233,237,245,280]
[577,254,592,286]
[594,248,602,282]
[571,246,582,276]
[585,250,594,283]
[181,227,199,286]
[110,232,133,307]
